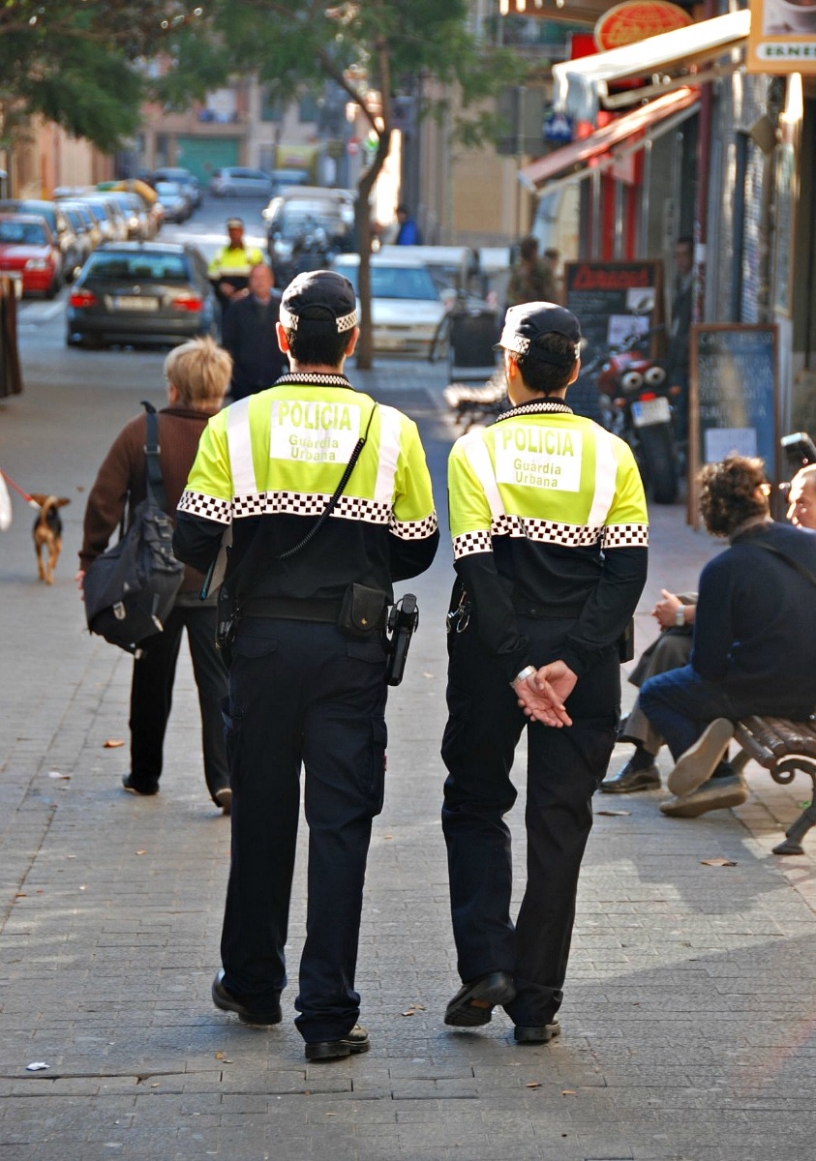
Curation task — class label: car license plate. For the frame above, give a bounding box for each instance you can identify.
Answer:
[631,396,671,427]
[115,295,159,311]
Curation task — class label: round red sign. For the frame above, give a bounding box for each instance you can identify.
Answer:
[595,1,693,51]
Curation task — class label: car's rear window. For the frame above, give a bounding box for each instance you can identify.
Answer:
[19,205,56,231]
[0,221,47,245]
[339,264,438,301]
[86,252,190,281]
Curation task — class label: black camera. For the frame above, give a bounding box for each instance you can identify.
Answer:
[385,594,419,687]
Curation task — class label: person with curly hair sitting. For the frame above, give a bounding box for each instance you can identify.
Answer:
[639,454,816,819]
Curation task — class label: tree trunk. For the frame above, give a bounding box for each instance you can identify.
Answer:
[354,128,392,370]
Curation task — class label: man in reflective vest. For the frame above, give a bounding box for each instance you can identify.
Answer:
[173,270,438,1062]
[207,217,266,312]
[441,302,648,1043]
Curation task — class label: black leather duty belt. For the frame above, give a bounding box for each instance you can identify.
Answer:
[242,597,341,623]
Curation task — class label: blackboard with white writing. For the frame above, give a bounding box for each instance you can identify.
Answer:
[563,260,664,422]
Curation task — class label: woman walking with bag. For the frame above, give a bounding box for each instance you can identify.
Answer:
[77,337,233,812]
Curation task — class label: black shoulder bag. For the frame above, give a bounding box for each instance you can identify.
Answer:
[83,402,185,655]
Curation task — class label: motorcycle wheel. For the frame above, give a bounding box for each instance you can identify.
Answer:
[637,421,678,505]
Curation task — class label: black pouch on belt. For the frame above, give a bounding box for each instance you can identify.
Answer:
[338,583,387,639]
[618,618,635,663]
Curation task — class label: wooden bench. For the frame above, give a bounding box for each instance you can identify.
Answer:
[733,716,816,855]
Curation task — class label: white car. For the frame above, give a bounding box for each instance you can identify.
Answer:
[332,252,447,358]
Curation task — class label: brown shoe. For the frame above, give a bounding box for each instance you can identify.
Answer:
[660,774,748,818]
[667,720,734,797]
[600,758,661,794]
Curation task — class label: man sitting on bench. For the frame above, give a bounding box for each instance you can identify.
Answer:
[639,455,816,819]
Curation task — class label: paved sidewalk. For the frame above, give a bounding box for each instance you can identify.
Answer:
[2,357,816,1160]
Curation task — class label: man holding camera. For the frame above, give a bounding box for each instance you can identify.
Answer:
[173,270,438,1061]
[440,302,648,1043]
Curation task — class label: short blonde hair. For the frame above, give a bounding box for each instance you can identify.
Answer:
[164,337,232,409]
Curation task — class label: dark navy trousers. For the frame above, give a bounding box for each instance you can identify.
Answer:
[441,617,619,1027]
[220,618,387,1044]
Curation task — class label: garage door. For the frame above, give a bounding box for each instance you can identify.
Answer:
[175,137,240,186]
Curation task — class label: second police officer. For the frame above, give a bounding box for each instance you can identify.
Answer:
[173,271,438,1062]
[207,216,266,315]
[441,303,648,1043]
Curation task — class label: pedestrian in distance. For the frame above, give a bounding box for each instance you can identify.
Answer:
[395,203,422,245]
[221,262,287,400]
[505,235,559,314]
[77,337,233,812]
[441,302,648,1043]
[207,217,266,316]
[786,462,816,529]
[173,269,439,1062]
[640,454,816,819]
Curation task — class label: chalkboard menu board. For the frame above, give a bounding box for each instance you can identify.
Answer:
[563,260,664,422]
[689,324,778,520]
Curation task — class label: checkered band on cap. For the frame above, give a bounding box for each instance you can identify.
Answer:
[278,303,358,334]
[497,328,531,357]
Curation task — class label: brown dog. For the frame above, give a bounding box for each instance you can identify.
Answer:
[31,494,70,584]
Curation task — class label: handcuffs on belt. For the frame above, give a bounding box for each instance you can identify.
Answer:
[446,589,472,635]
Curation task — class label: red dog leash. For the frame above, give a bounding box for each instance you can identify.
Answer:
[0,468,40,508]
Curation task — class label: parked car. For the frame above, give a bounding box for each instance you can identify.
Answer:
[153,181,189,224]
[57,205,94,271]
[106,191,151,240]
[0,214,63,297]
[151,167,202,209]
[0,198,81,282]
[209,167,274,198]
[66,242,217,348]
[270,168,310,195]
[78,195,129,243]
[331,252,448,358]
[59,200,103,251]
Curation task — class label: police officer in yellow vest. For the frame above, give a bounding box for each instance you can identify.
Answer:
[441,303,648,1043]
[207,217,266,311]
[173,270,438,1062]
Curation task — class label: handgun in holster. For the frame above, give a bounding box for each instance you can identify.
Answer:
[385,594,419,687]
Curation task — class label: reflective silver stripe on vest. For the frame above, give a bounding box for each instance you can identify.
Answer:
[461,428,506,520]
[373,405,403,504]
[587,425,618,528]
[226,397,255,496]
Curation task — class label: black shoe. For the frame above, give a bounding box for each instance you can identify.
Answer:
[445,971,516,1027]
[211,969,282,1028]
[214,787,232,815]
[122,773,159,796]
[305,1024,370,1062]
[600,758,661,794]
[514,1018,562,1044]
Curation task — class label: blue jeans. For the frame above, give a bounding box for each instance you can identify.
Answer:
[640,664,812,763]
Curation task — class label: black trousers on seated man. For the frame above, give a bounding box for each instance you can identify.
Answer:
[220,617,387,1045]
[441,615,618,1028]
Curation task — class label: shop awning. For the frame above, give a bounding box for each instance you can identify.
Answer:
[519,86,699,194]
[499,0,612,27]
[552,9,750,122]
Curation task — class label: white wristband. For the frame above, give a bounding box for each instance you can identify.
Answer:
[674,607,685,627]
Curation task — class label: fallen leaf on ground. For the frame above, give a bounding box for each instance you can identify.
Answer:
[47,770,69,779]
[136,850,147,856]
[214,1051,233,1062]
[701,857,737,867]
[561,1089,577,1096]
[597,809,630,816]
[26,1062,49,1072]
[103,740,125,748]
[526,1081,541,1088]
[401,1010,416,1017]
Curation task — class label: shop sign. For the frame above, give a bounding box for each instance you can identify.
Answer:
[594,1,692,50]
[747,0,816,73]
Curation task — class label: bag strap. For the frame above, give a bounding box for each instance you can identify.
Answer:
[751,539,816,588]
[141,400,170,513]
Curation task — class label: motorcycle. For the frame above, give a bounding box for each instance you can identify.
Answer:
[273,219,339,290]
[591,329,681,505]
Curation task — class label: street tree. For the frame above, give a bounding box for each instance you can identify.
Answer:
[0,2,205,153]
[176,0,518,367]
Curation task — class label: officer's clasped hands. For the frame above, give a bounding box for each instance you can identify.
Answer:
[515,661,576,727]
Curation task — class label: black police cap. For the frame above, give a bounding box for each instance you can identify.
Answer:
[496,302,581,368]
[279,270,358,334]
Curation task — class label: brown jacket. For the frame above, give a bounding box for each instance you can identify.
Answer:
[79,405,218,593]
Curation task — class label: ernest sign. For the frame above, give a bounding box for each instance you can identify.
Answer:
[747,0,816,72]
